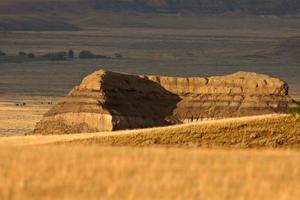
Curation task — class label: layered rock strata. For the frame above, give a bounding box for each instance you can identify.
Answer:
[34,70,295,134]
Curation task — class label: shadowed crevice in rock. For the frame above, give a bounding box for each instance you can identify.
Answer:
[33,69,296,134]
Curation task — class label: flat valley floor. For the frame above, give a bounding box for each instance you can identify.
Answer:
[0,97,59,136]
[1,16,300,98]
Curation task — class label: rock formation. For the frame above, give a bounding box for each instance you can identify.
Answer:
[34,69,296,134]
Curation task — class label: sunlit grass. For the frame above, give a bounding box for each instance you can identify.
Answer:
[68,115,300,149]
[0,110,299,199]
[1,146,300,200]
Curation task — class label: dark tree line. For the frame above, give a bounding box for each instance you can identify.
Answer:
[0,49,121,60]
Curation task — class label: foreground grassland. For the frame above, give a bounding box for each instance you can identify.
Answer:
[0,105,299,199]
[1,146,300,200]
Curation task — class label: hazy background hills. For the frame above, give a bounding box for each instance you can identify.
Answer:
[1,0,300,97]
[0,0,300,30]
[89,0,300,15]
[1,0,300,15]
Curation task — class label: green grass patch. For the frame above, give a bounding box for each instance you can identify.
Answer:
[289,107,300,116]
[289,99,300,116]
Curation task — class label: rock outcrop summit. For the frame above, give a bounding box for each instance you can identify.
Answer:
[34,69,295,134]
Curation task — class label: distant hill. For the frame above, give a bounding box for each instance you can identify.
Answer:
[1,0,300,15]
[0,15,79,31]
[0,0,300,30]
[90,0,300,15]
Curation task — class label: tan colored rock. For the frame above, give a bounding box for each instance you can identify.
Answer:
[34,70,296,134]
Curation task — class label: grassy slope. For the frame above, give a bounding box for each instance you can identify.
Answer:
[1,114,299,149]
[67,114,300,149]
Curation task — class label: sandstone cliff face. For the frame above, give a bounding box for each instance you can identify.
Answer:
[34,70,295,134]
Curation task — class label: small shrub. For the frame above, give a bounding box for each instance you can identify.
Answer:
[27,53,35,58]
[290,107,300,113]
[15,102,26,106]
[68,49,74,58]
[18,52,27,56]
[0,51,6,56]
[114,53,123,58]
[42,51,67,60]
[79,51,109,59]
[79,51,94,59]
[289,99,300,116]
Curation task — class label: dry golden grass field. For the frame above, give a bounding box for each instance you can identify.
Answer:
[0,98,299,199]
[1,146,300,200]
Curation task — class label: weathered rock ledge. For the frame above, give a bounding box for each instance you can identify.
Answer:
[34,69,296,134]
